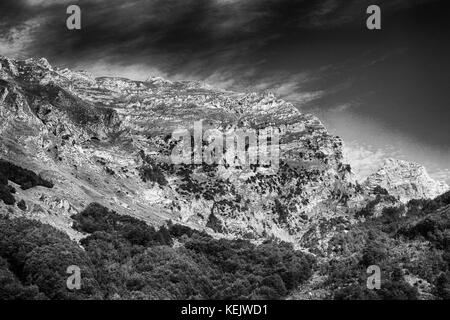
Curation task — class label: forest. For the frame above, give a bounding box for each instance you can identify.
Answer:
[0,187,449,299]
[0,203,315,300]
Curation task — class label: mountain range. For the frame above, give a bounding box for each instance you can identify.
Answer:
[0,55,448,247]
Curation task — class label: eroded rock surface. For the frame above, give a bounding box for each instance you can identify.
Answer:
[1,56,447,245]
[364,158,449,203]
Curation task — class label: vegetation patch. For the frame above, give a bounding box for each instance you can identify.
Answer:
[320,191,450,300]
[0,159,53,205]
[0,202,316,299]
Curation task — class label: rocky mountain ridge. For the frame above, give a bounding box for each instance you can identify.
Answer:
[0,56,447,246]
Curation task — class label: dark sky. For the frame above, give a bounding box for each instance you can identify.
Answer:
[0,0,449,182]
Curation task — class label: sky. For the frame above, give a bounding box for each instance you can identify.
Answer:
[1,0,449,183]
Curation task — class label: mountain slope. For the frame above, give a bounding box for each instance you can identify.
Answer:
[0,56,447,245]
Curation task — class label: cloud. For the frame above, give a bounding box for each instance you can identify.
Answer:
[343,142,390,182]
[344,141,450,185]
[0,0,422,67]
[25,0,74,7]
[328,111,450,185]
[430,169,450,185]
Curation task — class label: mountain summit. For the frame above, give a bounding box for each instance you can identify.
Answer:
[365,158,449,203]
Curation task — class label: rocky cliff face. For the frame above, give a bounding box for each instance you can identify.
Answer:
[364,158,449,203]
[0,56,447,245]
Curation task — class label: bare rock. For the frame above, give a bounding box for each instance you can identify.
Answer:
[365,158,449,203]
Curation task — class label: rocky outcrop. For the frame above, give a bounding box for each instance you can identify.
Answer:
[364,158,449,203]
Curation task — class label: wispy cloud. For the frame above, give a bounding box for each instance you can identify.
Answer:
[343,142,391,182]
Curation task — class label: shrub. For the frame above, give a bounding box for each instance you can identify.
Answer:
[0,159,53,205]
[71,203,172,247]
[0,159,53,190]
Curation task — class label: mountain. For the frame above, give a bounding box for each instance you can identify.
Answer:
[0,56,447,245]
[364,158,449,203]
[1,55,450,301]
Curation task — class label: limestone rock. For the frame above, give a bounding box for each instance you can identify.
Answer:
[0,55,447,244]
[364,158,449,203]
